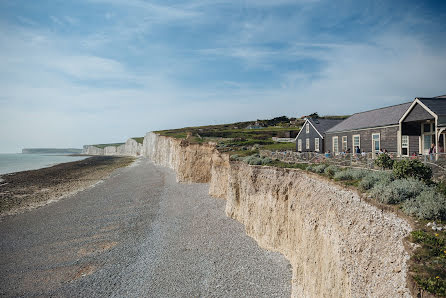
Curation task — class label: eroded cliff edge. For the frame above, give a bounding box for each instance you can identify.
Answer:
[142,132,412,297]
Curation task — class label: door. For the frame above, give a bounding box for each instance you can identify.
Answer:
[372,133,380,154]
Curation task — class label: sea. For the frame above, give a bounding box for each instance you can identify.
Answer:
[0,153,88,175]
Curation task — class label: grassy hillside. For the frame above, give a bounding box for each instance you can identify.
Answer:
[156,116,300,154]
[91,143,125,149]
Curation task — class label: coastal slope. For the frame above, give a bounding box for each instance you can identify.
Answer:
[142,131,413,297]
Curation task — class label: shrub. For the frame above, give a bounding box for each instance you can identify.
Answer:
[333,168,370,181]
[374,153,394,169]
[392,159,432,182]
[324,165,340,177]
[230,154,239,161]
[306,164,316,172]
[261,157,272,165]
[313,164,328,173]
[243,154,263,165]
[358,171,394,191]
[402,189,446,220]
[370,178,427,204]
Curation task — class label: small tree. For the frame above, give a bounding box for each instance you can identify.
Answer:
[392,159,433,182]
[374,153,394,169]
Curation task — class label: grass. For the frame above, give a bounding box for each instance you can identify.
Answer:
[262,142,296,151]
[410,229,446,296]
[266,160,308,170]
[131,137,144,144]
[91,143,125,149]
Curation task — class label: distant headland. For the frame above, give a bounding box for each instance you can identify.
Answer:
[22,148,83,154]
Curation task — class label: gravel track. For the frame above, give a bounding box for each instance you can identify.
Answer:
[0,158,291,297]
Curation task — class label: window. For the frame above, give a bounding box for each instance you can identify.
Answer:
[342,136,348,152]
[333,136,339,154]
[353,134,360,150]
[306,138,310,149]
[372,133,380,153]
[306,123,309,134]
[315,138,320,152]
[402,135,409,156]
[298,139,302,151]
[423,123,431,133]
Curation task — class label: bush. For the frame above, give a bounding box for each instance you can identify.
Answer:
[333,168,370,181]
[393,159,432,182]
[307,163,327,173]
[402,189,446,220]
[358,171,394,191]
[261,157,272,165]
[230,154,239,161]
[374,153,394,169]
[370,178,427,204]
[241,154,273,165]
[324,165,340,177]
[243,154,263,165]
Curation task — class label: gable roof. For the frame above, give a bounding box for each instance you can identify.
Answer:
[308,118,344,134]
[415,96,446,126]
[327,102,412,133]
[296,118,344,139]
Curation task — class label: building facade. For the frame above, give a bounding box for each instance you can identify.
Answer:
[295,118,343,152]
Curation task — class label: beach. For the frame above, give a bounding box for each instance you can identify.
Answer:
[0,156,135,217]
[0,158,291,297]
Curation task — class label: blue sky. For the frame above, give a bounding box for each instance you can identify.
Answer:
[1,0,445,152]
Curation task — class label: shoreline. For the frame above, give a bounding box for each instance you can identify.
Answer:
[0,156,135,218]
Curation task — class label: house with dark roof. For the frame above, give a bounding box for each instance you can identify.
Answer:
[325,102,413,155]
[324,95,446,156]
[295,118,344,152]
[399,95,446,156]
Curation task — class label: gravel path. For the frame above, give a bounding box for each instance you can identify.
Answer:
[0,158,291,297]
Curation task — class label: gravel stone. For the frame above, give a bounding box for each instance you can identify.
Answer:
[0,158,291,297]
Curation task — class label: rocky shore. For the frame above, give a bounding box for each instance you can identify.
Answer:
[0,156,134,217]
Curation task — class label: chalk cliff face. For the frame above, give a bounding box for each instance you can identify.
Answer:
[82,138,142,157]
[82,145,104,155]
[143,132,216,183]
[142,132,413,297]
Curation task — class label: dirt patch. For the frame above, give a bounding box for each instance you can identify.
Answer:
[72,264,97,280]
[77,241,118,256]
[0,156,135,217]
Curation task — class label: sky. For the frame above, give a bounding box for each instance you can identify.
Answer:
[1,0,446,153]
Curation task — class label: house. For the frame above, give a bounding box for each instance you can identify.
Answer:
[399,95,446,156]
[295,118,344,152]
[325,102,413,155]
[324,95,446,156]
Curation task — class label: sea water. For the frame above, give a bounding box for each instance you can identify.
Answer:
[0,153,88,175]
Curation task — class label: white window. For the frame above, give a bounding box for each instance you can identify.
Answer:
[306,123,309,134]
[315,138,320,152]
[298,139,302,151]
[402,135,409,156]
[353,134,360,150]
[342,136,348,152]
[333,136,339,154]
[306,138,310,149]
[372,133,380,153]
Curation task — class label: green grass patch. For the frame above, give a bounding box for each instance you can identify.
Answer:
[91,143,125,149]
[410,229,446,296]
[131,137,144,144]
[266,160,308,170]
[262,142,296,151]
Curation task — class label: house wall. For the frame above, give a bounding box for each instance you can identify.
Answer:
[408,135,420,155]
[325,126,399,153]
[295,122,323,152]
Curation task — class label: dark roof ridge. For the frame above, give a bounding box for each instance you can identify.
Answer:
[350,101,412,116]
